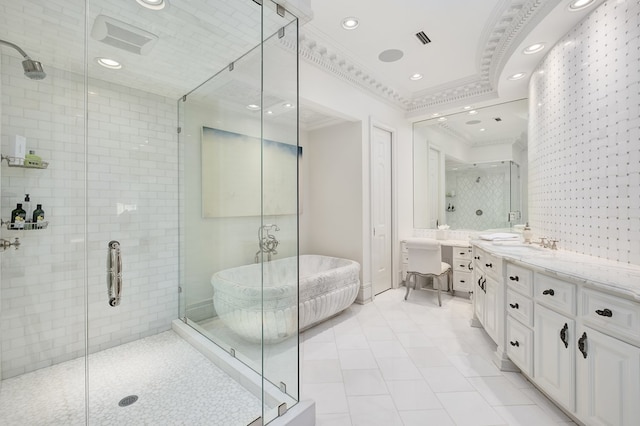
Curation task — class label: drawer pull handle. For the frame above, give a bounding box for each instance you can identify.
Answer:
[560,323,569,349]
[509,275,519,281]
[509,341,519,347]
[485,263,493,268]
[595,308,613,317]
[542,289,555,296]
[578,331,587,359]
[459,252,466,255]
[459,264,466,268]
[460,280,465,283]
[474,256,480,260]
[509,303,519,309]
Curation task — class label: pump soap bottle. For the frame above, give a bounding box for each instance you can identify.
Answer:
[23,194,31,222]
[523,222,533,244]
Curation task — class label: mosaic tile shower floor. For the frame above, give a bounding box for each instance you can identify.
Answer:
[0,331,262,425]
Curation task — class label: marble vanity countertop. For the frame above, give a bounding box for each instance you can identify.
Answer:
[402,237,471,248]
[472,240,640,302]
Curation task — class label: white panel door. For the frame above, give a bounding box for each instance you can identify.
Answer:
[534,304,576,411]
[576,326,640,426]
[371,126,392,295]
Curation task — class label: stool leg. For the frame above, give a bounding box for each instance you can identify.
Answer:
[437,279,442,306]
[404,273,411,300]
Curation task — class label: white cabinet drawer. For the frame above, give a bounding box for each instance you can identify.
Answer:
[454,271,472,292]
[474,248,502,281]
[580,289,640,345]
[453,259,472,273]
[534,273,576,316]
[507,289,534,327]
[453,246,472,260]
[507,317,533,377]
[506,263,533,296]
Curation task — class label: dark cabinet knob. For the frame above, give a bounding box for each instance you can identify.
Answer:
[509,341,519,347]
[486,263,493,268]
[509,276,519,281]
[542,289,555,296]
[509,303,519,309]
[595,308,613,317]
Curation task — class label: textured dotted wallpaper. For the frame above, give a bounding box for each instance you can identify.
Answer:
[529,0,640,265]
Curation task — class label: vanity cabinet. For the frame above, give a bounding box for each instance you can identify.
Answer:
[575,326,640,426]
[472,247,504,350]
[452,246,473,295]
[505,263,534,376]
[534,303,576,411]
[482,249,640,426]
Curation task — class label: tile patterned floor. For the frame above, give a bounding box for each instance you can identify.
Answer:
[301,287,578,426]
[0,331,262,426]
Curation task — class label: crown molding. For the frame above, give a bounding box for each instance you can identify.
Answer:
[295,0,557,119]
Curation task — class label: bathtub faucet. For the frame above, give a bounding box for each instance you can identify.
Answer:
[255,224,280,263]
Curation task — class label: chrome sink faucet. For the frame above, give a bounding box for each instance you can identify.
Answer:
[255,224,280,263]
[538,237,559,250]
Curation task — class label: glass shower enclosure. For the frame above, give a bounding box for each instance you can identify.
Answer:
[0,0,300,424]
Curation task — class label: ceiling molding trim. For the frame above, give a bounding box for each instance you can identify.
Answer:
[295,0,554,118]
[294,29,410,110]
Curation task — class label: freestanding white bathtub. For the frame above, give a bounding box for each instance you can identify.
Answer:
[211,255,360,343]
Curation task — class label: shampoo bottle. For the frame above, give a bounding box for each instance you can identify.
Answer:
[32,204,45,228]
[11,203,26,229]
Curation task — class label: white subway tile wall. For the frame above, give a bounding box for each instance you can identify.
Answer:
[1,55,179,378]
[528,0,640,265]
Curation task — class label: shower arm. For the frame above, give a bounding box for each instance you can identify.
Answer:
[0,39,31,59]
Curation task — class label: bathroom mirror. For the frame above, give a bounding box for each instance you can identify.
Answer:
[413,98,528,230]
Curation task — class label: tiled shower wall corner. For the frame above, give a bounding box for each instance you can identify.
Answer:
[445,167,510,230]
[528,0,640,265]
[1,55,179,378]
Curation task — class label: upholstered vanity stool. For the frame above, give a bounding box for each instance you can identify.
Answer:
[404,238,452,306]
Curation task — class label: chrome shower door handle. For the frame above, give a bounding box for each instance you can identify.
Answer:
[107,240,122,307]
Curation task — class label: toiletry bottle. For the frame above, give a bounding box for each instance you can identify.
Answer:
[32,204,45,228]
[23,194,31,222]
[11,203,26,229]
[25,150,42,167]
[523,222,533,243]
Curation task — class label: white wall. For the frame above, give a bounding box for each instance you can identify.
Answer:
[1,56,179,378]
[300,61,413,298]
[303,121,362,265]
[528,0,640,264]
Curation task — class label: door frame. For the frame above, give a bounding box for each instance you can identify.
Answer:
[368,117,398,299]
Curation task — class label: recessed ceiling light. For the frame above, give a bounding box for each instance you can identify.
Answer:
[136,0,166,10]
[463,106,472,110]
[246,104,260,110]
[410,73,423,81]
[508,72,526,81]
[266,110,273,115]
[480,128,486,132]
[96,58,122,69]
[523,43,545,54]
[283,103,295,108]
[342,17,359,30]
[468,110,478,115]
[432,113,440,117]
[437,117,447,122]
[568,0,595,11]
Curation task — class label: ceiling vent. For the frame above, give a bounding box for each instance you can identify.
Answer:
[415,31,432,45]
[91,15,159,55]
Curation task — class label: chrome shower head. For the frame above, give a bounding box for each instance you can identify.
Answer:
[22,59,46,80]
[0,39,46,80]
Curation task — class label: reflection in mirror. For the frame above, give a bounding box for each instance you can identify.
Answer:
[413,99,528,230]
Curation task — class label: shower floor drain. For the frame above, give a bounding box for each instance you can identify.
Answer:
[118,395,139,407]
